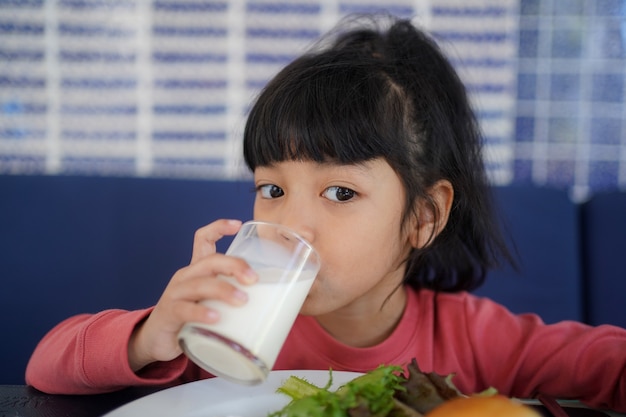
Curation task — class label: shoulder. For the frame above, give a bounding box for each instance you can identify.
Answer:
[408,287,508,314]
[406,287,544,333]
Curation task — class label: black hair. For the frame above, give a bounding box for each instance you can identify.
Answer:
[243,14,513,292]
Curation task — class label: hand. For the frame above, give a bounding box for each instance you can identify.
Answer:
[128,219,258,372]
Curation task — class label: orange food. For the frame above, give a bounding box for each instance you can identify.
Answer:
[426,395,541,417]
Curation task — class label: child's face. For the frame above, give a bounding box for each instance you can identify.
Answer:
[253,158,415,316]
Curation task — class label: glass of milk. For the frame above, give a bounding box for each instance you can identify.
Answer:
[177,221,320,385]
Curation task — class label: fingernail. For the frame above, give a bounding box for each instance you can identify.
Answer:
[243,268,258,284]
[232,289,248,303]
[206,310,219,321]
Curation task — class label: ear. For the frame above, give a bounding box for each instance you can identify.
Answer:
[408,180,454,249]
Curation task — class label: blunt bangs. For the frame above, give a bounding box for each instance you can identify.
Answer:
[243,53,409,170]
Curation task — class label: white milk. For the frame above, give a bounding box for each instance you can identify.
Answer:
[180,267,317,383]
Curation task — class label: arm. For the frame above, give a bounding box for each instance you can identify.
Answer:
[26,219,258,394]
[25,309,188,394]
[463,296,626,412]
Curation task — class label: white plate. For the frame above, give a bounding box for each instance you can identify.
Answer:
[103,370,363,417]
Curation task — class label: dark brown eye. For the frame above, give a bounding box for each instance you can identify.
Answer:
[323,186,355,202]
[259,184,284,199]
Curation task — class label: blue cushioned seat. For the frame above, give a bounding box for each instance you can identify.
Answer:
[581,191,626,328]
[473,186,583,324]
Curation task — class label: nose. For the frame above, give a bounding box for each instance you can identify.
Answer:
[272,224,314,256]
[253,189,316,246]
[274,197,316,247]
[278,216,315,247]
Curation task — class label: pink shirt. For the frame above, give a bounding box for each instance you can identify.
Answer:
[26,288,626,411]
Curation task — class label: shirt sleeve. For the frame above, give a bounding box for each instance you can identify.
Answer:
[25,309,189,394]
[459,295,626,412]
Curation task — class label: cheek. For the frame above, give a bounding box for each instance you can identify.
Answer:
[299,279,333,315]
[299,225,409,314]
[326,221,406,280]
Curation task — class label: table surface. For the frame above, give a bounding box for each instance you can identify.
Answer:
[0,384,623,417]
[0,385,164,417]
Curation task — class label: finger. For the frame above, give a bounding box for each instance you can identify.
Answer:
[163,297,223,327]
[155,268,255,334]
[190,219,242,264]
[174,252,258,286]
[170,271,251,307]
[165,254,258,314]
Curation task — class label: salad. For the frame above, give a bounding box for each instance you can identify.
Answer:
[269,358,500,417]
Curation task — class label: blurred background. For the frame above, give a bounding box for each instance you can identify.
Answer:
[0,0,624,201]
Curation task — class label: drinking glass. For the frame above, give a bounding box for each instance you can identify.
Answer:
[178,221,320,385]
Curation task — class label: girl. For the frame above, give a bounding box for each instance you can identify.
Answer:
[26,15,626,411]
